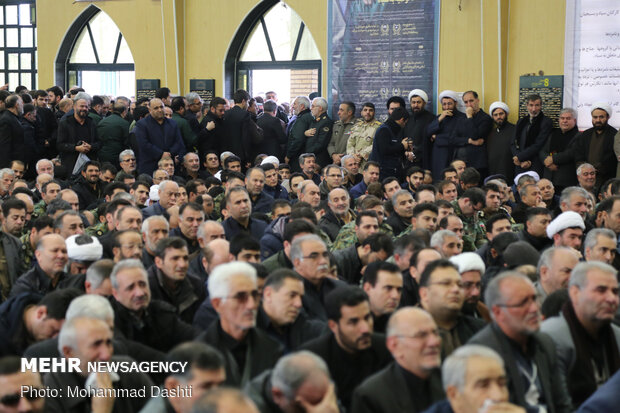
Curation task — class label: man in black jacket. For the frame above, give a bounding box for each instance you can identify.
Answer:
[197,261,282,387]
[487,101,516,183]
[71,160,103,209]
[511,93,553,176]
[197,97,226,164]
[302,286,391,410]
[369,106,410,181]
[403,89,435,170]
[0,94,25,168]
[222,89,262,167]
[256,99,287,160]
[332,233,393,285]
[468,272,571,413]
[518,207,553,251]
[57,93,99,175]
[542,108,580,191]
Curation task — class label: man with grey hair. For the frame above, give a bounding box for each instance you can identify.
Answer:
[48,316,153,413]
[387,189,415,236]
[185,91,203,134]
[542,107,580,191]
[197,261,282,386]
[351,307,444,413]
[286,96,312,169]
[291,234,345,321]
[535,247,580,303]
[110,259,196,352]
[431,229,463,258]
[141,215,170,268]
[541,261,620,407]
[293,98,333,170]
[585,228,617,265]
[97,97,130,166]
[57,92,99,174]
[143,179,179,219]
[424,344,524,413]
[256,99,287,160]
[468,272,571,412]
[118,149,137,176]
[560,186,591,221]
[319,187,353,241]
[0,168,14,198]
[245,350,338,413]
[298,180,321,208]
[35,158,54,177]
[191,220,225,280]
[577,163,597,195]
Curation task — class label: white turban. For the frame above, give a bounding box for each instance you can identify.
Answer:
[514,171,540,186]
[66,234,103,262]
[450,252,485,274]
[149,185,160,202]
[408,89,428,103]
[261,156,280,167]
[591,102,612,118]
[438,90,459,103]
[489,101,510,115]
[546,211,585,239]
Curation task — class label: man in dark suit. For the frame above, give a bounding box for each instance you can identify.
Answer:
[0,94,25,168]
[511,93,553,176]
[57,93,99,175]
[350,307,445,413]
[256,99,287,160]
[468,272,571,413]
[221,89,262,168]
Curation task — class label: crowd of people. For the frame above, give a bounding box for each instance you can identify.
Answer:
[0,83,617,413]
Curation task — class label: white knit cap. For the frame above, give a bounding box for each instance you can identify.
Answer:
[408,89,428,103]
[489,101,510,115]
[591,102,612,118]
[438,90,459,102]
[66,234,103,262]
[546,211,585,238]
[449,252,485,274]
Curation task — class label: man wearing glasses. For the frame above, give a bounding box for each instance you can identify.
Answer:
[418,259,485,358]
[468,272,571,413]
[118,149,138,177]
[199,262,282,387]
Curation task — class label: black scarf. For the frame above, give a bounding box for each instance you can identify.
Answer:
[515,111,545,150]
[562,301,620,406]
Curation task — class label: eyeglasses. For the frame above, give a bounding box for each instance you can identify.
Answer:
[224,290,260,304]
[0,392,41,407]
[496,294,539,308]
[302,251,329,260]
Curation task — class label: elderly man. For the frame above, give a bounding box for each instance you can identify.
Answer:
[110,259,196,352]
[487,101,516,183]
[584,228,617,265]
[351,307,445,413]
[182,152,209,181]
[547,210,585,251]
[197,262,282,387]
[535,247,580,304]
[511,93,553,176]
[57,93,99,174]
[118,149,137,176]
[142,180,179,219]
[297,180,321,208]
[303,286,391,409]
[141,215,169,268]
[245,350,338,413]
[285,96,312,171]
[134,98,186,175]
[577,163,597,195]
[47,316,153,412]
[431,229,463,258]
[386,190,415,236]
[329,101,356,165]
[468,272,571,413]
[542,108,580,191]
[512,184,546,224]
[425,345,526,413]
[572,102,618,188]
[291,234,345,321]
[347,102,382,168]
[319,188,354,241]
[297,97,333,168]
[541,261,620,408]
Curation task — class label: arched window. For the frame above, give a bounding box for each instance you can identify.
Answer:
[0,1,36,90]
[62,8,134,97]
[227,2,321,103]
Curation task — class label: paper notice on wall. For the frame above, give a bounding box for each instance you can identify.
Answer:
[565,0,620,130]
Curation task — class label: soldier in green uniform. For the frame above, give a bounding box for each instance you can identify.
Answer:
[476,182,518,246]
[346,102,382,169]
[451,188,486,251]
[328,101,356,165]
[171,96,197,151]
[20,216,54,270]
[31,180,61,219]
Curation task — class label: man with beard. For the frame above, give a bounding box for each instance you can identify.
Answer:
[111,229,144,262]
[197,97,226,163]
[401,89,435,170]
[486,102,516,183]
[328,101,356,165]
[319,188,354,241]
[542,262,620,408]
[302,286,391,410]
[419,259,485,358]
[428,90,466,179]
[0,94,25,169]
[57,94,99,174]
[286,97,314,172]
[347,102,382,169]
[574,103,618,188]
[542,108,580,191]
[362,261,403,334]
[468,272,571,413]
[387,190,415,236]
[369,107,410,181]
[450,253,490,321]
[454,91,493,178]
[535,247,580,304]
[71,160,103,209]
[141,215,169,269]
[512,94,553,176]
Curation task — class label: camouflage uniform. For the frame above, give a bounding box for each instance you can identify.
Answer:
[86,221,108,237]
[20,232,35,270]
[476,207,518,246]
[32,200,47,219]
[451,201,483,252]
[213,192,225,220]
[331,221,393,251]
[346,119,382,167]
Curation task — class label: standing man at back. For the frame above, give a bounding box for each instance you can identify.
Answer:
[511,94,552,176]
[222,89,262,169]
[329,101,356,165]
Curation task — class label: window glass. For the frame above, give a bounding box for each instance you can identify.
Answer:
[8,53,17,70]
[239,23,271,62]
[296,28,321,60]
[116,35,133,64]
[5,6,17,25]
[6,28,18,47]
[262,3,301,61]
[19,4,30,26]
[20,53,30,70]
[69,29,97,63]
[20,27,32,47]
[88,12,119,63]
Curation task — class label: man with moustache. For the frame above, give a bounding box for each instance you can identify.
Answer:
[468,272,571,413]
[402,89,435,170]
[57,94,99,174]
[542,108,580,191]
[329,101,356,165]
[347,102,382,169]
[302,286,391,410]
[197,97,226,164]
[486,101,516,183]
[511,94,553,176]
[455,91,493,178]
[428,90,466,179]
[574,103,618,188]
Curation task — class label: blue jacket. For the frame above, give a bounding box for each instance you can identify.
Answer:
[260,216,287,260]
[142,201,169,220]
[263,184,289,200]
[0,293,42,356]
[222,217,268,243]
[578,369,620,413]
[134,116,186,175]
[422,400,453,413]
[350,180,368,199]
[251,191,275,214]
